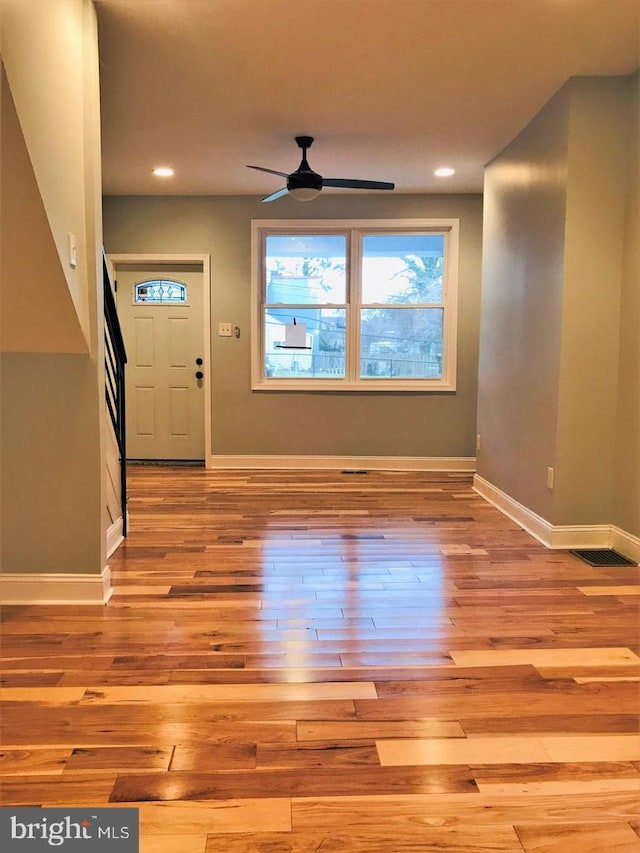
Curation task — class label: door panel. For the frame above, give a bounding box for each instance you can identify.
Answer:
[135,386,155,436]
[134,318,154,367]
[168,318,189,367]
[169,387,189,435]
[116,268,204,460]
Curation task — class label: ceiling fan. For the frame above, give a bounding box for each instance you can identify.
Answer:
[247,136,395,202]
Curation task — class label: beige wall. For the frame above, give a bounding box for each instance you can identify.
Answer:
[477,73,638,532]
[0,0,106,578]
[1,0,97,346]
[1,65,88,353]
[103,193,483,459]
[613,73,640,538]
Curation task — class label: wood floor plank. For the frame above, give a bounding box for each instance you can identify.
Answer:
[109,766,478,802]
[377,735,553,766]
[514,821,640,852]
[449,649,640,667]
[205,832,320,853]
[64,746,173,772]
[461,715,640,736]
[1,773,119,805]
[577,586,640,597]
[0,687,86,703]
[141,836,206,853]
[471,761,640,785]
[204,826,525,852]
[256,743,380,769]
[134,799,292,835]
[378,735,640,767]
[297,719,466,742]
[291,791,640,829]
[170,744,257,771]
[538,735,640,763]
[79,682,377,704]
[0,747,72,776]
[354,683,640,720]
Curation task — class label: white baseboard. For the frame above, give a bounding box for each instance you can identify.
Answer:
[474,474,638,559]
[0,565,112,605]
[208,455,476,472]
[611,526,640,563]
[547,524,611,550]
[107,517,124,557]
[473,474,556,547]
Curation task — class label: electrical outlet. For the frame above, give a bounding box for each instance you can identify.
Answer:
[546,467,555,490]
[218,323,232,337]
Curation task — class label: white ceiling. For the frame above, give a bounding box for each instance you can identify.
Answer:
[96,0,639,197]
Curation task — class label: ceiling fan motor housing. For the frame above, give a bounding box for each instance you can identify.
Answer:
[288,170,323,192]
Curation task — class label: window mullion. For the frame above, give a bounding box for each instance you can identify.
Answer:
[347,228,361,381]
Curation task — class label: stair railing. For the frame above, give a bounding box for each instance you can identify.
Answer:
[103,250,128,535]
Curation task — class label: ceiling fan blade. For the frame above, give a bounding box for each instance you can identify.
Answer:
[247,165,290,178]
[262,187,289,203]
[322,178,395,190]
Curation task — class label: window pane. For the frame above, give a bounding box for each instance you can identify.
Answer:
[360,307,443,378]
[264,308,346,379]
[361,234,444,304]
[265,234,346,303]
[265,308,346,378]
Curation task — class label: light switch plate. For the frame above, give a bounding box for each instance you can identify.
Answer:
[218,323,233,337]
[68,232,77,268]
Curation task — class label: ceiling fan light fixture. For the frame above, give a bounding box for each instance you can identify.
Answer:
[288,186,322,201]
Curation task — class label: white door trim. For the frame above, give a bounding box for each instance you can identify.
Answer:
[108,254,212,463]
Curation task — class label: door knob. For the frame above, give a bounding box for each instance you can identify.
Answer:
[195,370,204,380]
[196,357,203,365]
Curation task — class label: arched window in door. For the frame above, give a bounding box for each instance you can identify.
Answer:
[134,280,188,304]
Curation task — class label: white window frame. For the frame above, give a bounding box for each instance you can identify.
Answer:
[251,218,459,392]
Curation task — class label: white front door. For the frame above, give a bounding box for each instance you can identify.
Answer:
[116,267,205,460]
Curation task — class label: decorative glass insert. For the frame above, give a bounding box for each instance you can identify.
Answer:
[134,280,187,304]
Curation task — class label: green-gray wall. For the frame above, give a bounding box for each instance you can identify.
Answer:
[103,194,483,459]
[613,72,640,537]
[477,73,639,535]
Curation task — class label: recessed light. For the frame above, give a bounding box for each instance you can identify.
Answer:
[152,167,174,177]
[435,167,455,177]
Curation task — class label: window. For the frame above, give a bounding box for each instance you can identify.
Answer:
[251,219,459,391]
[134,279,188,304]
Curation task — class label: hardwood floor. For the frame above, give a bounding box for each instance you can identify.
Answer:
[2,467,639,852]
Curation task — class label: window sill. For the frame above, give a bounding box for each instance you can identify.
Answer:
[252,379,456,392]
